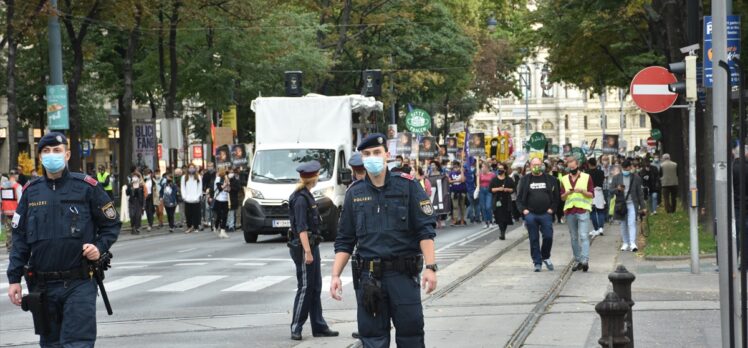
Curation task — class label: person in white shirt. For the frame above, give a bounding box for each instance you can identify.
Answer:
[181,164,203,233]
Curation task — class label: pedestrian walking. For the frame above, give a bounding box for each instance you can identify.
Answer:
[586,158,606,236]
[490,162,514,240]
[331,133,437,347]
[153,169,165,228]
[463,160,479,223]
[7,132,120,347]
[226,168,241,232]
[449,161,467,225]
[212,169,230,239]
[478,162,496,228]
[659,153,678,213]
[160,172,179,233]
[516,157,560,272]
[560,157,594,272]
[288,160,338,341]
[2,171,23,251]
[640,158,660,215]
[126,171,145,235]
[202,163,216,228]
[510,165,522,221]
[180,164,203,233]
[611,159,647,252]
[143,168,156,231]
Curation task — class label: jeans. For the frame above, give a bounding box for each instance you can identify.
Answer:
[165,206,176,228]
[566,212,591,263]
[227,209,236,229]
[650,192,659,212]
[620,201,637,246]
[525,212,554,265]
[479,187,493,223]
[591,208,605,231]
[466,190,480,221]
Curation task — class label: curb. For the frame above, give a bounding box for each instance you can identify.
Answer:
[644,253,717,261]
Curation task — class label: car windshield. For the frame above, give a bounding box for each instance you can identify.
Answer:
[251,149,335,183]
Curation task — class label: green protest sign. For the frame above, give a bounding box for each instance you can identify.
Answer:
[405,108,431,134]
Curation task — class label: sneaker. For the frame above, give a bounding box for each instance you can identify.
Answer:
[184,228,193,234]
[630,244,638,252]
[147,226,152,232]
[582,262,589,272]
[543,259,554,271]
[589,230,597,237]
[620,243,629,251]
[598,228,604,236]
[572,262,581,272]
[169,228,174,233]
[219,229,229,239]
[534,264,542,272]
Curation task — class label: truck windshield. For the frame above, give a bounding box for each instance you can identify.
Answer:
[251,149,335,183]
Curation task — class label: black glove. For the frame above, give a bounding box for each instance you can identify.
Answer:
[362,277,383,317]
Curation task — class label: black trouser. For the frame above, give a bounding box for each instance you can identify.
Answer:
[290,243,329,335]
[185,202,201,229]
[144,195,155,227]
[555,200,565,222]
[213,201,229,230]
[129,200,143,230]
[165,206,176,228]
[662,186,678,213]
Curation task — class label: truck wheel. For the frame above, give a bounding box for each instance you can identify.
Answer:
[322,206,339,241]
[243,229,258,243]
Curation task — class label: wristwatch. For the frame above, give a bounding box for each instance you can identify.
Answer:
[425,264,439,272]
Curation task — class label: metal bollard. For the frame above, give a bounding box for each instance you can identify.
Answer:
[596,292,631,348]
[609,265,636,347]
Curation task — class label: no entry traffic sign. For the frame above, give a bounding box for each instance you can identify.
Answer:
[647,137,657,147]
[630,66,678,114]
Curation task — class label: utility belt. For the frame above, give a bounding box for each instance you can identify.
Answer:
[351,254,424,282]
[286,229,323,249]
[26,265,91,283]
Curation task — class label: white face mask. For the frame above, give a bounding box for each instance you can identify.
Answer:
[131,177,140,184]
[228,173,235,179]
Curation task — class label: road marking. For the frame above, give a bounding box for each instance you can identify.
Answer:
[116,265,148,269]
[435,229,489,253]
[458,229,494,246]
[106,276,162,292]
[116,258,319,265]
[234,262,268,267]
[177,248,196,253]
[150,276,226,292]
[174,262,207,266]
[222,276,292,292]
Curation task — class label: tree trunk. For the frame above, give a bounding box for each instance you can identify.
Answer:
[164,0,181,119]
[119,4,141,182]
[61,0,100,173]
[5,0,19,170]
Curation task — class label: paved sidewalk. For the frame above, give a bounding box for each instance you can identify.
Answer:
[304,221,723,348]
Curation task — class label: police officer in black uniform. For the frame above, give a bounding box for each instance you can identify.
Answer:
[6,132,121,347]
[288,160,339,341]
[330,133,438,347]
[348,152,366,183]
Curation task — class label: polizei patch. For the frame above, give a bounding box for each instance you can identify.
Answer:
[419,199,433,216]
[101,202,117,220]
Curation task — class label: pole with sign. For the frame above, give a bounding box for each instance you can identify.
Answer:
[47,85,69,130]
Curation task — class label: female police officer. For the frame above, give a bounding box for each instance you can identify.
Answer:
[288,160,338,341]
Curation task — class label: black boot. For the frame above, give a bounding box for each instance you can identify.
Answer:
[499,229,506,240]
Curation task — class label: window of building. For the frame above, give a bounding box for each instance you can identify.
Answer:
[639,114,646,128]
[564,115,569,130]
[584,116,588,130]
[542,121,554,130]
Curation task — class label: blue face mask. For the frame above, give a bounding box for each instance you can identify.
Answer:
[363,156,385,175]
[622,170,631,177]
[41,153,66,173]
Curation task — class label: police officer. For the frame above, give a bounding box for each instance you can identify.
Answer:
[330,133,438,347]
[96,165,114,201]
[7,132,121,347]
[288,160,339,341]
[348,152,366,183]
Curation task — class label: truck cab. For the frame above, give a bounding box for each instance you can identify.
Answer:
[241,94,381,243]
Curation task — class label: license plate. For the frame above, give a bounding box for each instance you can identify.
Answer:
[272,220,290,228]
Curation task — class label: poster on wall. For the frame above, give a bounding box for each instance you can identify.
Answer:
[133,119,156,170]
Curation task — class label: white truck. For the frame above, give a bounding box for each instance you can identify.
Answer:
[241,94,383,243]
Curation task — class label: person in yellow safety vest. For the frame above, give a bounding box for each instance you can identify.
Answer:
[97,165,114,200]
[2,171,23,252]
[559,157,595,273]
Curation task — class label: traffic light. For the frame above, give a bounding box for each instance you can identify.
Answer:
[667,56,696,101]
[361,69,382,97]
[284,71,303,97]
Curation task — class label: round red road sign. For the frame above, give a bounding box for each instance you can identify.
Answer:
[629,66,678,114]
[647,137,657,147]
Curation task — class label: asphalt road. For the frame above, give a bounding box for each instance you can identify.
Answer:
[0,221,499,347]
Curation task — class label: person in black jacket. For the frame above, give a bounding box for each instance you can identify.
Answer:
[516,157,560,272]
[202,162,216,228]
[227,168,242,232]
